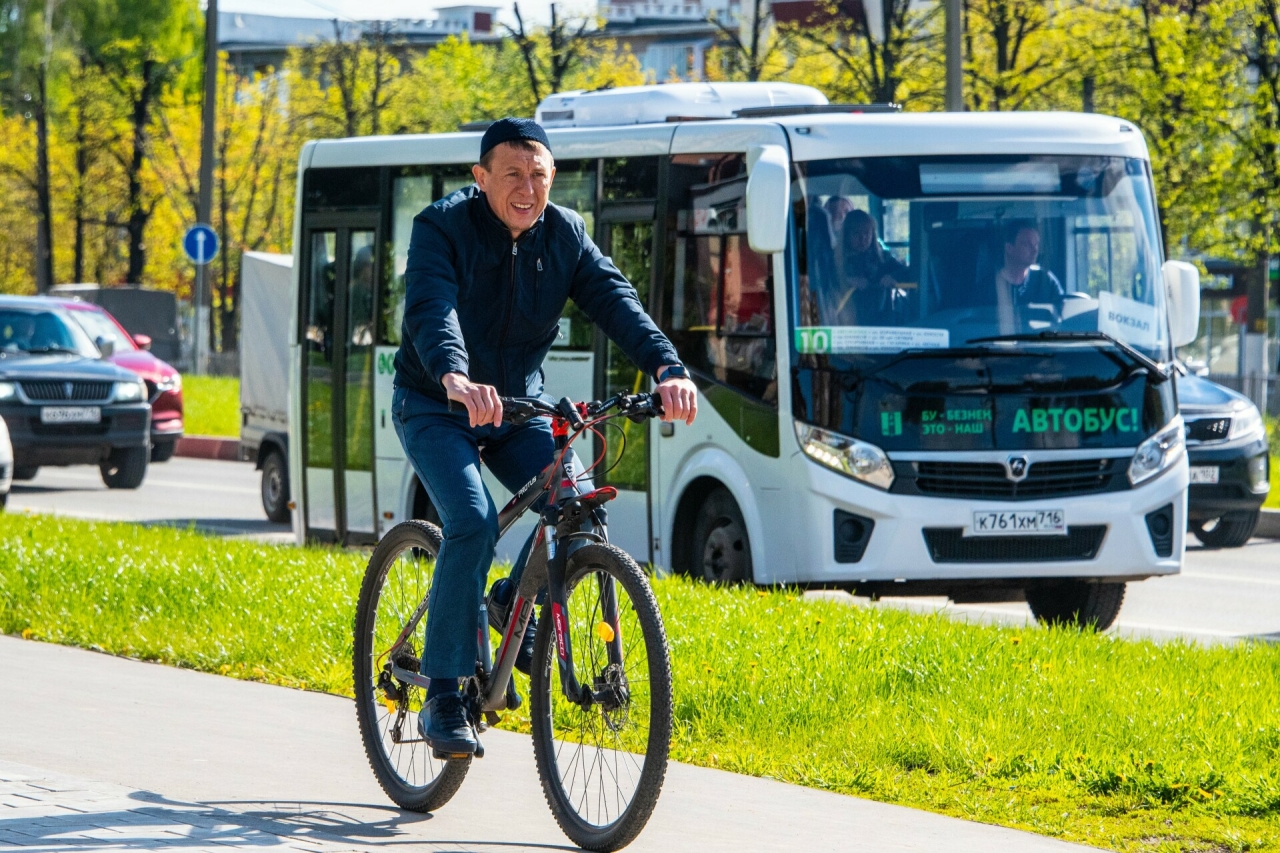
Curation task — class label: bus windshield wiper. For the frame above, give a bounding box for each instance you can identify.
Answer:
[965,331,1169,383]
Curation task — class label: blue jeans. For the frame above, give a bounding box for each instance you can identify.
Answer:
[392,385,558,680]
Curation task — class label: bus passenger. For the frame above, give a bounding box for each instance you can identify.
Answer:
[832,210,908,325]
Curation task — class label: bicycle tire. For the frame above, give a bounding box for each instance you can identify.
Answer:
[353,520,470,811]
[530,543,672,852]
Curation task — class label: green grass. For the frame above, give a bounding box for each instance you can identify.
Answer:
[183,375,241,438]
[2,512,1280,852]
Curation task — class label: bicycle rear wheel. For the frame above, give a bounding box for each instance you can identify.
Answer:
[353,520,470,811]
[530,543,672,852]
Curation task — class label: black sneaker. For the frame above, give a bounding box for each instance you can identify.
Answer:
[417,693,476,758]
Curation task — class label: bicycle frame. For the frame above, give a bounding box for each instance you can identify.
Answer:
[478,423,622,715]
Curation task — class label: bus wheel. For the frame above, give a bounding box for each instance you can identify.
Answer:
[1025,581,1124,630]
[691,487,753,585]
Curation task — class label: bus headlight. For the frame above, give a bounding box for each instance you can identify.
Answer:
[795,423,894,490]
[113,380,147,403]
[1128,418,1185,486]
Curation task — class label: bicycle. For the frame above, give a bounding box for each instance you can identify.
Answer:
[353,392,673,852]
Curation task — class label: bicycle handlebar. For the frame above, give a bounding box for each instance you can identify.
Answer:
[498,393,664,428]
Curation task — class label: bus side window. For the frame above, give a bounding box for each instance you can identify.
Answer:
[382,169,434,347]
[664,153,777,405]
[551,159,599,348]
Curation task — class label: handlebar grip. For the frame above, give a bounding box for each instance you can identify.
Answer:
[556,396,585,430]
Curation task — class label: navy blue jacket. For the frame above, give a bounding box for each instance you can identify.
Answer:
[394,186,679,402]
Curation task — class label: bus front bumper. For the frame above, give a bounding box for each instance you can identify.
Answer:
[788,458,1187,586]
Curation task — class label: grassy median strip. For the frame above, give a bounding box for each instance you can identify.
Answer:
[182,376,241,438]
[2,513,1279,852]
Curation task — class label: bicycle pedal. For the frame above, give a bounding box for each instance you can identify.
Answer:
[484,710,502,726]
[505,678,523,710]
[432,749,474,761]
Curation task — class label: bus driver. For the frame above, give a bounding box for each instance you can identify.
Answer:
[391,118,698,758]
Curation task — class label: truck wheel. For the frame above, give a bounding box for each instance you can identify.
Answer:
[1026,581,1125,630]
[1192,512,1259,548]
[261,449,291,523]
[690,486,753,585]
[100,447,148,489]
[12,465,37,481]
[151,441,176,462]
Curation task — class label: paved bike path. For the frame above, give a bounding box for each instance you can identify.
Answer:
[0,636,1098,852]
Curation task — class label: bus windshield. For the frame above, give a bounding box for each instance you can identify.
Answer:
[792,155,1168,363]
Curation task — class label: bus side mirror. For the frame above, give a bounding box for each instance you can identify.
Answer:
[1162,260,1200,349]
[745,144,790,255]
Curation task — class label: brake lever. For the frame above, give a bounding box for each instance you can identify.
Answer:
[622,392,663,423]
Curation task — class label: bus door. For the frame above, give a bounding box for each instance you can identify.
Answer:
[300,216,380,544]
[595,206,657,562]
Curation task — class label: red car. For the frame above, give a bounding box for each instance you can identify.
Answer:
[48,298,184,462]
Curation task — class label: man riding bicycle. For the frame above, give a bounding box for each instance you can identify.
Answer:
[392,118,697,758]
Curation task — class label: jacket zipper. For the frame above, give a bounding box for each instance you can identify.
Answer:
[498,238,518,395]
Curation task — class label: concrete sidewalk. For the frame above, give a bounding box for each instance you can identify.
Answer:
[0,636,1099,852]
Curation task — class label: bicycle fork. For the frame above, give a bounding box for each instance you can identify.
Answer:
[479,492,625,714]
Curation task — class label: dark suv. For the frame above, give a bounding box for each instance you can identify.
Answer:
[0,296,152,489]
[1176,369,1271,547]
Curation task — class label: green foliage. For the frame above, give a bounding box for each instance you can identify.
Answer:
[391,35,536,133]
[182,374,240,437]
[0,0,1275,324]
[4,512,1280,850]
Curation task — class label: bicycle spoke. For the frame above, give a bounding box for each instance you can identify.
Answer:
[544,561,655,830]
[368,543,450,789]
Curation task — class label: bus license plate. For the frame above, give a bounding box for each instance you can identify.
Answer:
[40,406,100,425]
[969,509,1066,537]
[1189,466,1219,484]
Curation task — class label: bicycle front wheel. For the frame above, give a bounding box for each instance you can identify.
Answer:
[530,543,673,852]
[353,520,470,812]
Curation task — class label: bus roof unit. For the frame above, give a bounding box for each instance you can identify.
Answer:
[535,82,827,128]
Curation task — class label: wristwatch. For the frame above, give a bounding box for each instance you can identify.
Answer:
[657,363,688,382]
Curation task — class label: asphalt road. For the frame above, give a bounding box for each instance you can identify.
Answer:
[7,456,1278,644]
[7,456,293,541]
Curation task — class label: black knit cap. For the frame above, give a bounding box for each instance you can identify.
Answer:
[479,117,552,161]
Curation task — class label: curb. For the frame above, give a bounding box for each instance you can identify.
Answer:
[175,435,241,461]
[1258,508,1280,539]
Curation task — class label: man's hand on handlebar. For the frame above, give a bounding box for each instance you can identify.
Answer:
[655,373,697,426]
[442,372,504,427]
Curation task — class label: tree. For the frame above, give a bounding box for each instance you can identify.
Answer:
[67,0,198,284]
[964,0,1074,112]
[709,0,787,82]
[0,0,63,291]
[1231,0,1280,302]
[507,3,591,103]
[1092,0,1243,255]
[787,0,938,105]
[286,23,405,140]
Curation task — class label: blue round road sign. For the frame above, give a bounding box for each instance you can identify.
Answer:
[183,224,219,265]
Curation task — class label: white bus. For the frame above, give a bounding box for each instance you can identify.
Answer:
[288,82,1199,627]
